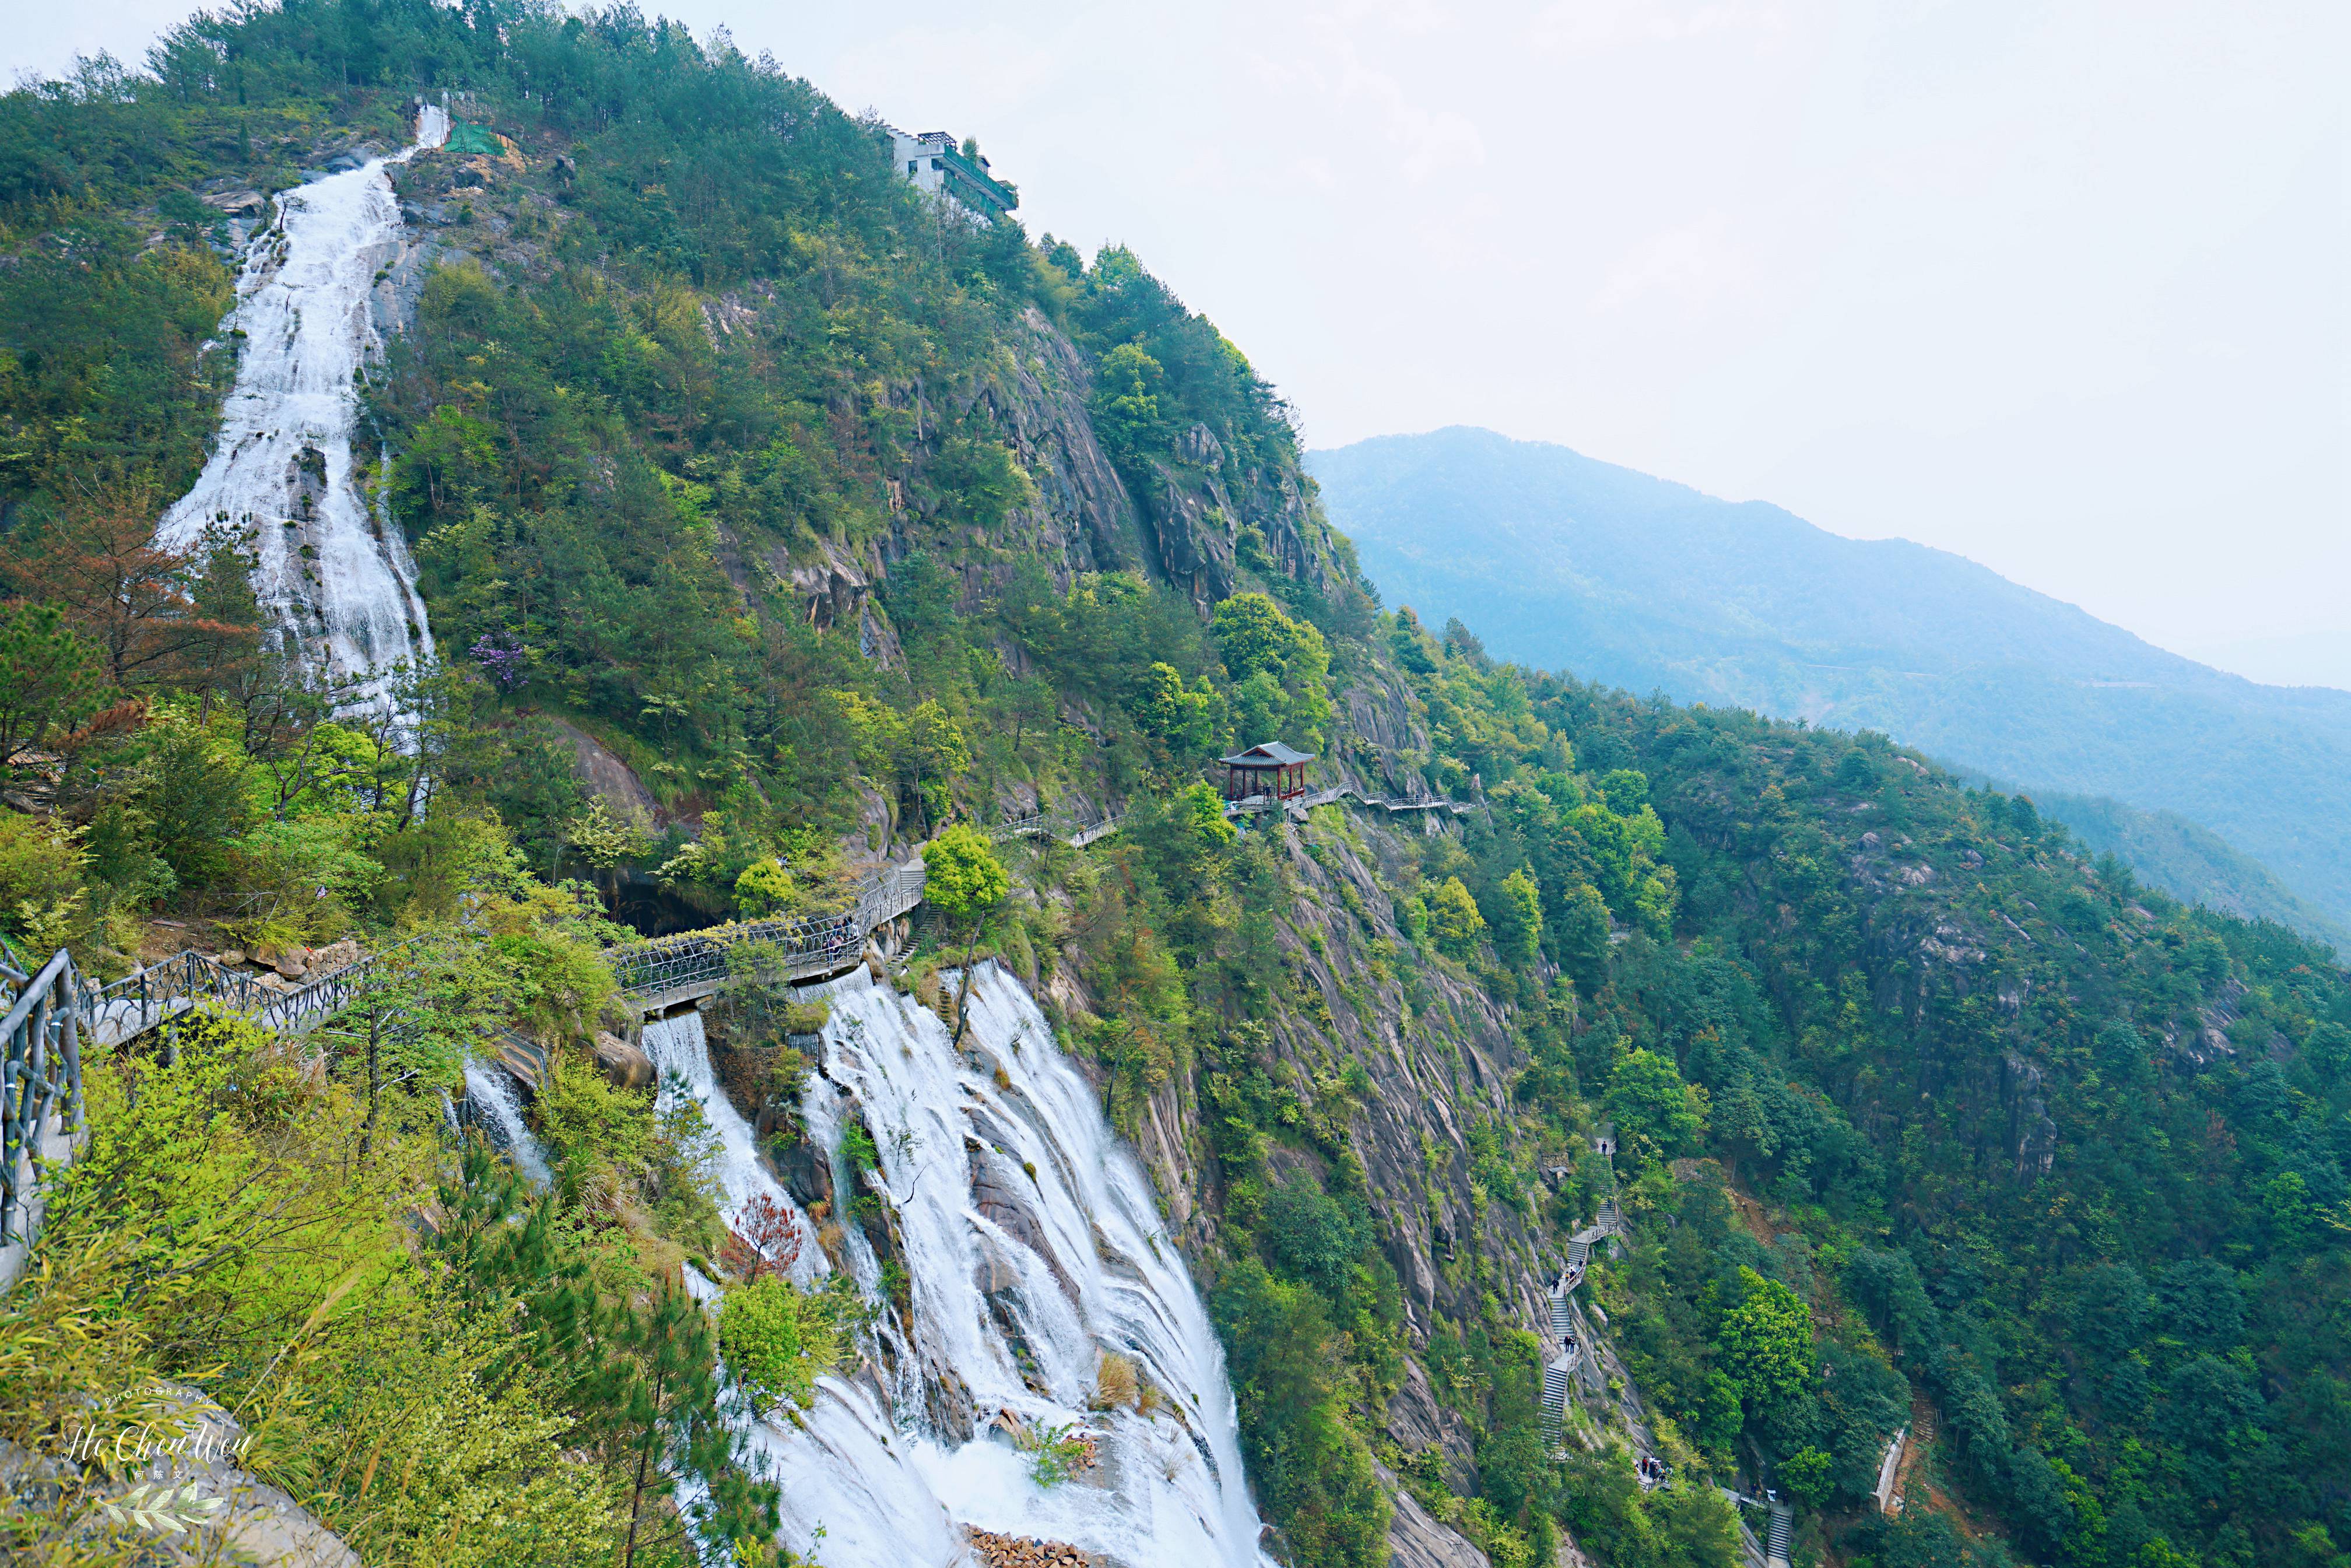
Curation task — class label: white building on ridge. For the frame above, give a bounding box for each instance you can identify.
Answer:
[886,127,1017,218]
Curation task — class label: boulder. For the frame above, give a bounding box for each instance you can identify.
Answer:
[774,1135,833,1212]
[271,947,311,980]
[0,1381,360,1566]
[592,1030,654,1090]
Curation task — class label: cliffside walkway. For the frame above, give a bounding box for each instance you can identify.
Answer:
[1541,1131,1636,1455]
[1226,784,1473,823]
[607,861,928,1013]
[994,782,1471,846]
[1721,1495,1787,1568]
[609,781,1462,1018]
[76,941,419,1050]
[1875,1425,1908,1513]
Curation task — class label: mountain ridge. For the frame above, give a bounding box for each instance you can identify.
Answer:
[1310,423,2351,935]
[5,19,2349,1568]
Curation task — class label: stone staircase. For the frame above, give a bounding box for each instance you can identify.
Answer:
[1766,1497,1792,1567]
[1540,1353,1574,1447]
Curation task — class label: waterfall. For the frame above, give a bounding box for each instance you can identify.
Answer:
[155,101,451,702]
[461,1054,551,1188]
[641,1008,829,1289]
[755,966,1271,1568]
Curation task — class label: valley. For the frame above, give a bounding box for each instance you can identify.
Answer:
[0,12,2346,1568]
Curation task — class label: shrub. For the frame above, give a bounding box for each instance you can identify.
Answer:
[721,1276,805,1409]
[0,811,89,958]
[1258,1177,1359,1295]
[1092,1350,1141,1412]
[721,1271,856,1413]
[1017,1419,1097,1487]
[733,856,792,915]
[536,1058,652,1173]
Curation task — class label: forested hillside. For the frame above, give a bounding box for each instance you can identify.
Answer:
[1309,426,2351,945]
[1,9,2346,1568]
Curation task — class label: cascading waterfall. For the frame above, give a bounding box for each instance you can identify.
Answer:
[155,101,451,703]
[643,1008,828,1289]
[648,965,1273,1568]
[461,1055,552,1188]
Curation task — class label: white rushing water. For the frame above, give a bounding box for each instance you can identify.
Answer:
[461,1054,551,1188]
[155,101,450,701]
[658,966,1272,1568]
[643,1008,828,1289]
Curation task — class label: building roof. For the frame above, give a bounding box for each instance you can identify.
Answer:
[1219,742,1315,767]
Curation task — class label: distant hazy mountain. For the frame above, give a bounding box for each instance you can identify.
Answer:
[1309,426,2351,942]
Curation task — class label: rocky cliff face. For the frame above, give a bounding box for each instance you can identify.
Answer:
[1025,780,1648,1563]
[866,305,1345,621]
[1132,419,1338,612]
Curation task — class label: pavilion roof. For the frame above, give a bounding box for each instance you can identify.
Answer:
[1219,741,1315,767]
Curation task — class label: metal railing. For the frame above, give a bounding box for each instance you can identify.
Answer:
[78,939,423,1047]
[606,860,928,1001]
[2,946,83,1254]
[994,810,1122,846]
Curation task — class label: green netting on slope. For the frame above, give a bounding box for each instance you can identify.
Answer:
[444,121,507,157]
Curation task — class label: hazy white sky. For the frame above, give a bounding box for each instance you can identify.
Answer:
[15,1,2348,685]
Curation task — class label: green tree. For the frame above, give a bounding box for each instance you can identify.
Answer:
[1213,1259,1391,1568]
[0,602,104,771]
[1258,1176,1360,1295]
[1210,591,1332,746]
[923,822,1010,1040]
[577,1278,777,1567]
[1778,1444,1833,1507]
[906,698,972,814]
[1427,876,1486,960]
[1091,342,1167,459]
[732,857,792,917]
[1717,1267,1813,1425]
[1553,879,1611,994]
[567,798,650,912]
[1485,867,1543,967]
[1605,1048,1703,1163]
[1213,592,1306,682]
[1133,660,1215,756]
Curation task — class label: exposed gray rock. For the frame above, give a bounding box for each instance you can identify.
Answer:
[1385,1355,1479,1493]
[594,1029,655,1089]
[545,715,661,822]
[0,1383,358,1566]
[1376,1463,1492,1568]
